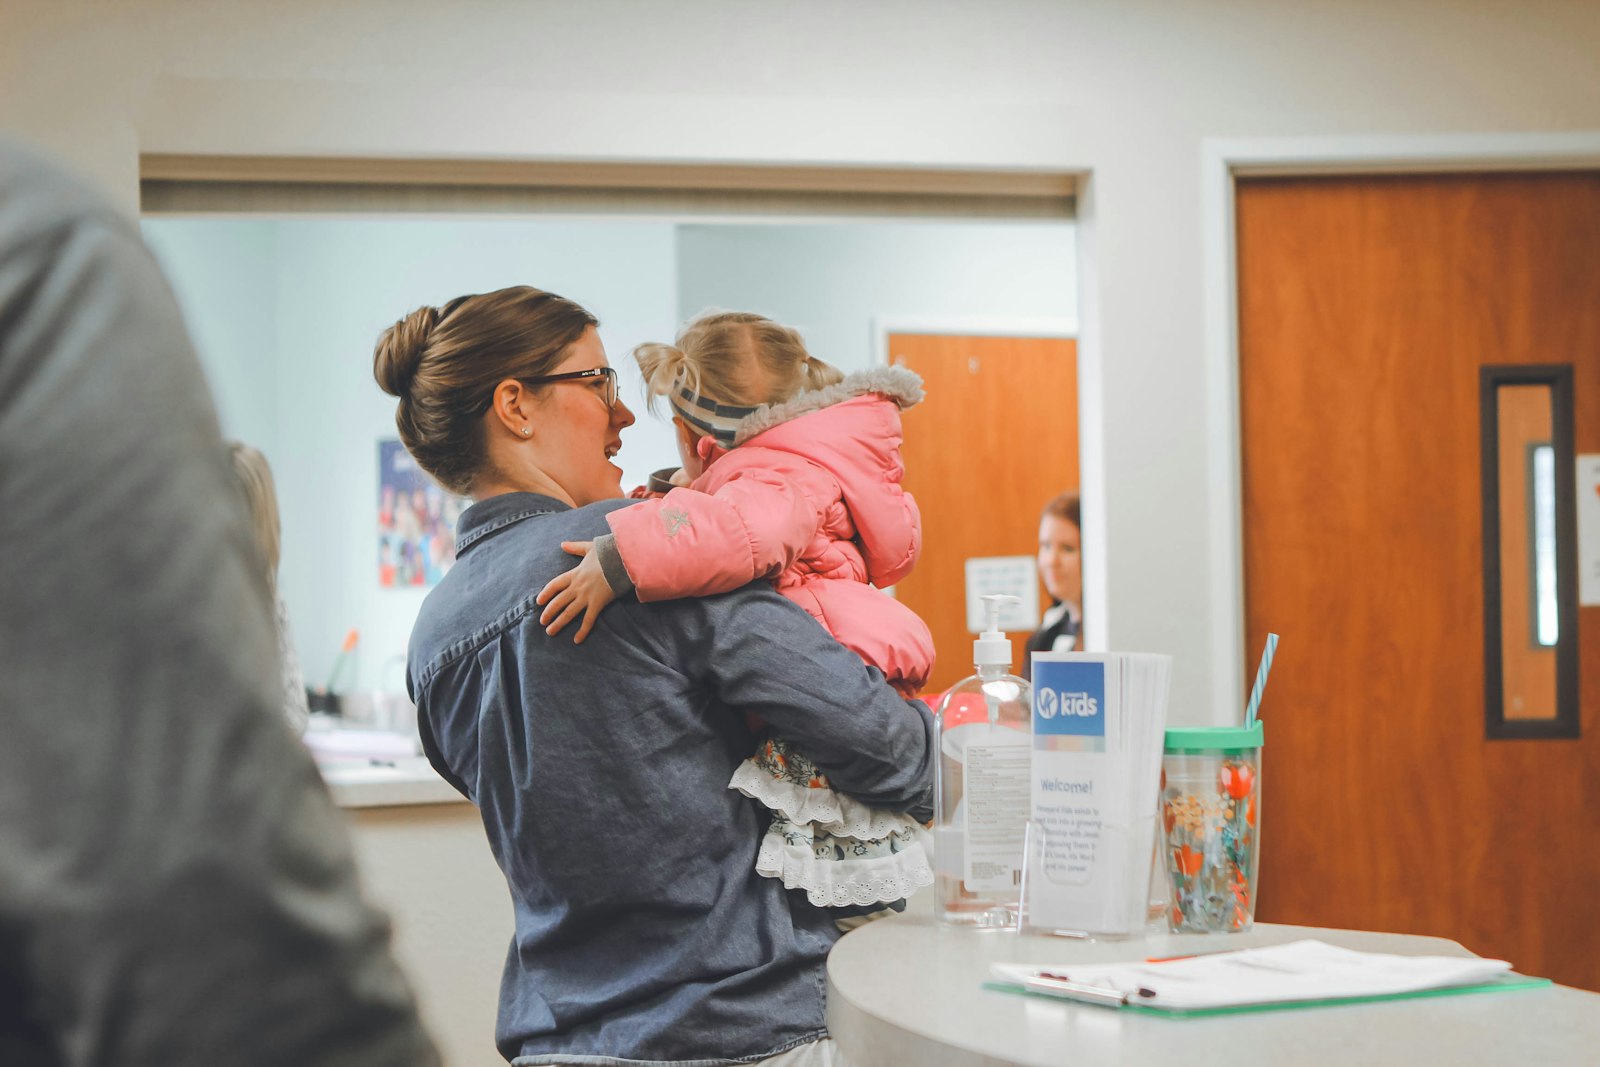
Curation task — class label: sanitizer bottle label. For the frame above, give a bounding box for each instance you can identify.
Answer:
[961,739,1030,891]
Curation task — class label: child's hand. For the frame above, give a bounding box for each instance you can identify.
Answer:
[535,541,616,644]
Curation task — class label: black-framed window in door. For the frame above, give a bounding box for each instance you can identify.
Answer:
[1479,363,1580,740]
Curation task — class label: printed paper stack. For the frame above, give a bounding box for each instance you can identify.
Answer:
[1024,652,1172,937]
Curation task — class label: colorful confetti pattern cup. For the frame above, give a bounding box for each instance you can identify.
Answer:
[1160,723,1263,933]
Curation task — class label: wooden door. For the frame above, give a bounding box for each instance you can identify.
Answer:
[890,334,1078,692]
[1237,173,1600,989]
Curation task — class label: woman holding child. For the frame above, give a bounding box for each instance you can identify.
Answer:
[374,286,934,1067]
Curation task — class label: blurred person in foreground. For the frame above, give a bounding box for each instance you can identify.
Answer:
[0,141,438,1066]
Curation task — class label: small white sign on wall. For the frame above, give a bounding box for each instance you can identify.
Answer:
[964,556,1041,633]
[1577,455,1600,607]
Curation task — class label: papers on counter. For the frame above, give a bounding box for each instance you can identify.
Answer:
[302,725,420,763]
[989,939,1522,1013]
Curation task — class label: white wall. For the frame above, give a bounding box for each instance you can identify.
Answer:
[344,803,511,1067]
[18,1,1600,724]
[142,220,280,456]
[675,223,1075,372]
[145,217,681,690]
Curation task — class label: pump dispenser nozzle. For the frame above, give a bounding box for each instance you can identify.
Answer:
[974,594,1018,667]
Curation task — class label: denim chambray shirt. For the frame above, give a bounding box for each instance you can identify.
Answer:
[407,492,936,1066]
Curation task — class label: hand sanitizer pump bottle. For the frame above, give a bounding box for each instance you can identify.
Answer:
[934,594,1032,927]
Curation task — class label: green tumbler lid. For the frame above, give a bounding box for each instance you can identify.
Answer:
[1164,722,1264,753]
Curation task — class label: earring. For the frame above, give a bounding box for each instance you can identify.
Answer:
[522,427,531,436]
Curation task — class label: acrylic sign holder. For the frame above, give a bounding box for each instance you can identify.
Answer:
[1016,814,1160,940]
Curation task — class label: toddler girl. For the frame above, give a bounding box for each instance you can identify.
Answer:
[536,310,935,911]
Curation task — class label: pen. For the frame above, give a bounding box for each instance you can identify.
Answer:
[325,628,361,694]
[1027,972,1158,1006]
[1144,949,1239,963]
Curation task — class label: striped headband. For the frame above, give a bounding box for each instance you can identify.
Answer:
[669,386,759,447]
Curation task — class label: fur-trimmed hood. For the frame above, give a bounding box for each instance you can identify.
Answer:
[675,363,924,591]
[606,360,931,689]
[730,365,923,447]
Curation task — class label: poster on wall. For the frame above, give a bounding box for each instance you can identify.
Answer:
[378,439,468,588]
[963,555,1041,633]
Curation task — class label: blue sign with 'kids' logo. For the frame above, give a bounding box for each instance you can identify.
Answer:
[1033,659,1107,738]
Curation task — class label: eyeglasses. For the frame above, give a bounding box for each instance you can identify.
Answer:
[517,366,618,409]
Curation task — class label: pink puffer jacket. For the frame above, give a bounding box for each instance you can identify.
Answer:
[605,366,935,694]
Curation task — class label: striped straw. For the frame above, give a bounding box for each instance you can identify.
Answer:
[1244,632,1279,727]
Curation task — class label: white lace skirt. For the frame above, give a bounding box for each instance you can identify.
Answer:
[729,735,933,908]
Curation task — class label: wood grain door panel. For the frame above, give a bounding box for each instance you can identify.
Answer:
[890,334,1078,692]
[1237,172,1600,989]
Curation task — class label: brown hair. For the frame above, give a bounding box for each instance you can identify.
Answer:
[373,286,597,495]
[1041,490,1083,615]
[1042,490,1080,530]
[227,441,281,587]
[633,310,843,415]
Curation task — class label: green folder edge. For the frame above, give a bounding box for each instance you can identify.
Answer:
[982,973,1552,1018]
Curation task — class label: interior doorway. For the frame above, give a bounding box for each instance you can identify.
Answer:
[886,327,1079,692]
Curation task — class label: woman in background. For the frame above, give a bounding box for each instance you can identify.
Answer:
[1025,490,1082,678]
[228,441,311,733]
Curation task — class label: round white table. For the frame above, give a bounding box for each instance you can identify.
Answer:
[827,908,1600,1066]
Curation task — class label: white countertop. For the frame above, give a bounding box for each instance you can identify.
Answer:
[827,901,1600,1066]
[318,756,468,808]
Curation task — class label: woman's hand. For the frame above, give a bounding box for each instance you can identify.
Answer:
[535,541,616,644]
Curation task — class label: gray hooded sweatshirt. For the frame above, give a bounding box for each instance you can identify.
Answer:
[0,141,438,1067]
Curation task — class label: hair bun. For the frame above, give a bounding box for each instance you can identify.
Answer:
[373,304,441,398]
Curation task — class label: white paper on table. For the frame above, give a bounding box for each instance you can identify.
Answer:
[303,727,420,761]
[990,939,1513,1011]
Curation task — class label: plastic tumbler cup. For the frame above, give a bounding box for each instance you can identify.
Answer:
[1160,723,1263,933]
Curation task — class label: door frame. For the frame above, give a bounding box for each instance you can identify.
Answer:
[1202,131,1600,720]
[871,315,1095,648]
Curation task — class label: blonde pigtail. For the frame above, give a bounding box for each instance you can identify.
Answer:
[800,353,844,392]
[642,309,835,413]
[633,342,699,416]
